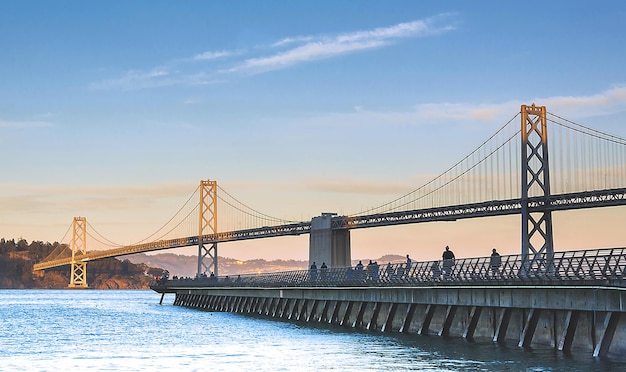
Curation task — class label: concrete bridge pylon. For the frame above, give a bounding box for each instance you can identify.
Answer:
[309,213,351,269]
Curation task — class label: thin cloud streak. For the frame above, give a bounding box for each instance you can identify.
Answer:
[227,16,456,74]
[294,85,626,130]
[91,68,220,90]
[230,39,386,73]
[541,86,626,117]
[193,50,235,61]
[93,14,457,89]
[413,85,626,122]
[91,68,172,90]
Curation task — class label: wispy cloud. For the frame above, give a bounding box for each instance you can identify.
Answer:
[91,67,172,90]
[540,86,626,117]
[91,67,221,90]
[193,50,238,61]
[93,14,456,89]
[227,15,456,74]
[271,36,315,47]
[283,85,626,131]
[410,85,626,123]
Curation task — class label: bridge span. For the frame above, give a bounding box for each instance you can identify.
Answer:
[32,187,626,270]
[33,104,626,288]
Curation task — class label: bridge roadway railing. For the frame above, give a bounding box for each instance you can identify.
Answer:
[156,248,626,289]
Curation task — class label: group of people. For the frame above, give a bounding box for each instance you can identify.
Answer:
[309,261,329,280]
[354,260,381,280]
[309,245,504,283]
[430,245,502,280]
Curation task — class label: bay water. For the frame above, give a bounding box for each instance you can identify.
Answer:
[1,290,624,371]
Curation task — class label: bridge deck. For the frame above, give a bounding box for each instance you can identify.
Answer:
[34,188,626,271]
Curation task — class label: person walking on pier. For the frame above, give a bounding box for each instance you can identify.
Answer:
[355,260,364,280]
[320,262,328,280]
[372,261,380,281]
[490,248,501,278]
[366,260,374,280]
[310,262,318,281]
[442,246,455,279]
[404,254,412,279]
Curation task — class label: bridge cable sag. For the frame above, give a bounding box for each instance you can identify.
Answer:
[84,184,202,249]
[38,222,74,263]
[86,221,122,247]
[217,185,301,224]
[350,112,522,217]
[547,112,626,145]
[123,184,201,245]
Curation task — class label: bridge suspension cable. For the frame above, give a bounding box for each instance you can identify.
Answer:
[350,112,523,216]
[70,184,202,253]
[121,184,201,245]
[547,111,626,195]
[38,222,73,262]
[86,221,123,248]
[216,185,302,232]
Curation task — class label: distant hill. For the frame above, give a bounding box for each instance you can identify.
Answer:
[126,253,308,277]
[126,253,408,278]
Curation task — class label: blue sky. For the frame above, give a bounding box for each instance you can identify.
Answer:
[2,1,626,261]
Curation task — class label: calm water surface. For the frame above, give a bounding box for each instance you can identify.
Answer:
[1,290,624,371]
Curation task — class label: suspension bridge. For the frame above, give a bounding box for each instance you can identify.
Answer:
[33,104,626,288]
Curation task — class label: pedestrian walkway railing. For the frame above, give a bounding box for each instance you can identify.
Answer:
[153,247,626,289]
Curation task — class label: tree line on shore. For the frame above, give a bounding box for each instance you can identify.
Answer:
[0,238,166,289]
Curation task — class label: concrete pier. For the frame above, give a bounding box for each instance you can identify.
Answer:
[160,284,626,359]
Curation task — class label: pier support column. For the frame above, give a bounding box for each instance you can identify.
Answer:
[558,310,580,351]
[463,306,483,341]
[309,213,351,268]
[593,312,621,358]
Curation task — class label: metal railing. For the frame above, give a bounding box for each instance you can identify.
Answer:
[153,248,626,289]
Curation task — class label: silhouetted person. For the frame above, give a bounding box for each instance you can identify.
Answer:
[310,262,318,281]
[442,246,455,279]
[355,260,364,280]
[490,248,501,277]
[320,262,328,280]
[372,261,380,280]
[404,254,412,278]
